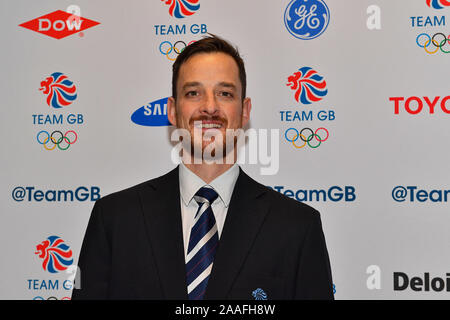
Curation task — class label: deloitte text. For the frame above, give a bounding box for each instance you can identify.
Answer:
[394,272,450,292]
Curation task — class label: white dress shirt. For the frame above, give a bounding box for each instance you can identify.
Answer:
[179,162,240,258]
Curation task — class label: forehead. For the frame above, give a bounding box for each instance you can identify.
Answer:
[177,52,240,87]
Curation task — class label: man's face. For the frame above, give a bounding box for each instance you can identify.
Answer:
[167,52,251,155]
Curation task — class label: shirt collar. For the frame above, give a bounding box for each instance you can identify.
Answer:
[179,162,240,208]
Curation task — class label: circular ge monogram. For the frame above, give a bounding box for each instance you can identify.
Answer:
[284,0,330,40]
[159,40,197,61]
[36,130,78,151]
[285,127,329,149]
[416,33,450,54]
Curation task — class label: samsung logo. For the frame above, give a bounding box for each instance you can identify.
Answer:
[131,97,171,127]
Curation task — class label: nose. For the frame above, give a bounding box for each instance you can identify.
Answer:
[200,91,219,115]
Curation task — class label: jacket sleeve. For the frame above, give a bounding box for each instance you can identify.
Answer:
[295,211,334,299]
[71,199,111,300]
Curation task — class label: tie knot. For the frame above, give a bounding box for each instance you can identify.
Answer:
[194,186,219,205]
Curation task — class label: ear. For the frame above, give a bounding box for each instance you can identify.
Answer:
[167,96,177,126]
[241,97,252,127]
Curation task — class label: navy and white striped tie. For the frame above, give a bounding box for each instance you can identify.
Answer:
[186,187,219,300]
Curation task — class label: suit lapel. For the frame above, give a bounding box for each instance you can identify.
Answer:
[204,168,271,299]
[138,166,188,299]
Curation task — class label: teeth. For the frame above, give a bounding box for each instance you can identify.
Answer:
[194,123,222,129]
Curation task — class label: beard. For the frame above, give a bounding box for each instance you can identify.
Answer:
[176,113,243,164]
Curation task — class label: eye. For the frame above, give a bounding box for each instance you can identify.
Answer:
[186,91,198,97]
[220,91,233,98]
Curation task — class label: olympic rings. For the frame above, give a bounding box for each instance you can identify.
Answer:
[159,40,197,61]
[285,127,329,149]
[416,33,450,54]
[36,130,78,151]
[33,296,71,300]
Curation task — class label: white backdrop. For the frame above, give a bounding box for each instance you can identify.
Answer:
[1,0,449,300]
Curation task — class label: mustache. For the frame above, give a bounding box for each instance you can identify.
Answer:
[189,115,227,125]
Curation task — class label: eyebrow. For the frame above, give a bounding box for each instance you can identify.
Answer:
[181,82,201,91]
[181,81,238,91]
[217,82,237,90]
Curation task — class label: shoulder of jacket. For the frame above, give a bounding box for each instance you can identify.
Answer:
[264,185,320,222]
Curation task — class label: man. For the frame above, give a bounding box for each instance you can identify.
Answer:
[71,35,333,300]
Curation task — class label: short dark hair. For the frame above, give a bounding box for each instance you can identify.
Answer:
[171,34,247,101]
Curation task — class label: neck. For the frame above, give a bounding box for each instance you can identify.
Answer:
[182,141,240,183]
[183,162,235,184]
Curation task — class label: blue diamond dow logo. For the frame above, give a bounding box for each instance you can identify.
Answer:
[284,0,330,40]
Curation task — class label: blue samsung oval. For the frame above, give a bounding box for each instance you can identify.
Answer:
[131,97,172,127]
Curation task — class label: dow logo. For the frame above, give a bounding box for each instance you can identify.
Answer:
[284,0,330,40]
[39,72,77,109]
[35,236,73,274]
[19,9,100,39]
[287,67,328,104]
[426,0,450,9]
[161,0,200,19]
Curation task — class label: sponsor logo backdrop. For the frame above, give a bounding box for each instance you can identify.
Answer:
[1,0,449,299]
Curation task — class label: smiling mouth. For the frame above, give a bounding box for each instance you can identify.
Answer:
[193,121,223,129]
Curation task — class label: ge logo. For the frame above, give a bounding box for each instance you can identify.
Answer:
[284,0,330,40]
[285,127,329,149]
[159,40,196,61]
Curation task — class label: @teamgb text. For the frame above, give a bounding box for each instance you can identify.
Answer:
[284,127,329,149]
[416,33,450,54]
[36,130,78,150]
[159,40,197,61]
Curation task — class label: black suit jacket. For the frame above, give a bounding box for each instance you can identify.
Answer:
[71,166,333,300]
